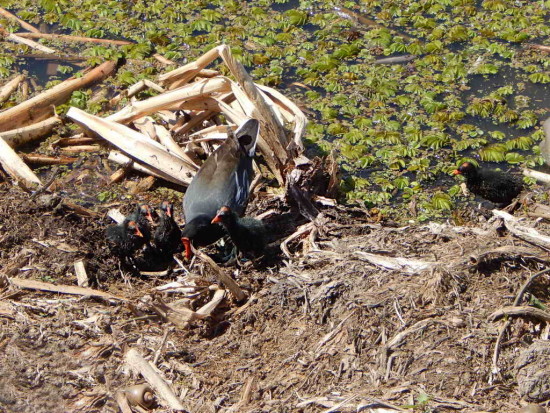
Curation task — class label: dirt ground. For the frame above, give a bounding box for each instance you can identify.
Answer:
[1,158,550,413]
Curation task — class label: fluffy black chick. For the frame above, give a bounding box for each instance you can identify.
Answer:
[153,201,182,257]
[106,220,145,265]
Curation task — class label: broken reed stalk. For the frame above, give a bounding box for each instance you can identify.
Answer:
[0,27,56,54]
[108,151,184,186]
[0,137,42,188]
[23,154,77,165]
[124,348,186,410]
[10,277,125,300]
[68,108,194,186]
[107,76,231,124]
[192,247,246,301]
[0,8,40,32]
[0,61,117,131]
[0,116,62,147]
[0,74,25,105]
[15,31,133,46]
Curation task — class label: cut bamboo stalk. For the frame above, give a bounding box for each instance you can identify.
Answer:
[124,348,186,411]
[68,108,194,185]
[154,124,199,169]
[53,136,97,147]
[129,175,156,194]
[256,84,307,152]
[60,145,101,153]
[153,53,175,65]
[0,8,40,32]
[0,115,61,148]
[159,46,221,87]
[108,151,185,186]
[23,154,77,165]
[523,168,550,184]
[15,31,132,46]
[0,28,56,54]
[0,74,25,105]
[107,77,231,124]
[0,61,117,132]
[0,137,41,188]
[218,45,290,183]
[110,79,165,106]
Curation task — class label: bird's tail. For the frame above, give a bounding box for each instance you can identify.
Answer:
[235,118,259,158]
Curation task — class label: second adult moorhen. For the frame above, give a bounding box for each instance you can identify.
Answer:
[211,206,267,257]
[452,162,523,206]
[181,118,260,259]
[153,201,182,257]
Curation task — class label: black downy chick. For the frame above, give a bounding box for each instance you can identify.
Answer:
[106,220,144,265]
[154,201,182,257]
[452,162,523,206]
[127,204,155,246]
[211,206,267,257]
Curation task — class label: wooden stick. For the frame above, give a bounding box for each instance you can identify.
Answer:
[110,79,165,106]
[493,209,550,249]
[124,348,186,410]
[129,175,156,194]
[159,46,221,87]
[0,74,25,105]
[10,277,125,300]
[192,248,246,301]
[0,116,62,148]
[53,136,97,147]
[23,154,77,165]
[108,151,184,186]
[74,260,89,287]
[528,44,550,53]
[523,168,550,184]
[153,53,176,66]
[0,28,56,54]
[488,306,550,323]
[0,137,41,188]
[60,144,101,153]
[107,76,231,124]
[0,8,40,33]
[68,108,195,185]
[0,61,117,131]
[15,31,132,46]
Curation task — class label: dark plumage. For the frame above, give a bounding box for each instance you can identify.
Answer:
[182,119,259,259]
[154,201,182,256]
[127,204,155,244]
[211,206,267,257]
[453,162,523,206]
[106,220,145,263]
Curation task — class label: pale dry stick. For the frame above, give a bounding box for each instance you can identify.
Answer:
[114,391,133,413]
[0,74,25,104]
[280,221,315,258]
[107,76,231,124]
[0,8,40,32]
[68,108,195,186]
[53,136,97,147]
[74,259,89,287]
[159,46,221,87]
[488,306,550,323]
[153,124,200,169]
[153,327,170,366]
[490,267,550,376]
[523,168,550,185]
[153,54,175,65]
[192,247,246,301]
[23,154,77,165]
[168,69,220,89]
[124,348,186,410]
[256,83,307,152]
[0,136,41,188]
[60,145,101,153]
[15,31,132,45]
[110,79,165,106]
[108,151,186,186]
[10,277,126,301]
[528,44,550,53]
[0,28,56,54]
[0,60,117,131]
[493,209,550,250]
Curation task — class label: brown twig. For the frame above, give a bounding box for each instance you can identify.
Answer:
[0,8,40,33]
[488,306,550,323]
[15,31,132,46]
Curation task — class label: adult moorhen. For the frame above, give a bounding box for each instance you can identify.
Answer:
[211,206,267,257]
[106,220,144,265]
[153,201,182,257]
[452,162,523,206]
[181,118,260,259]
